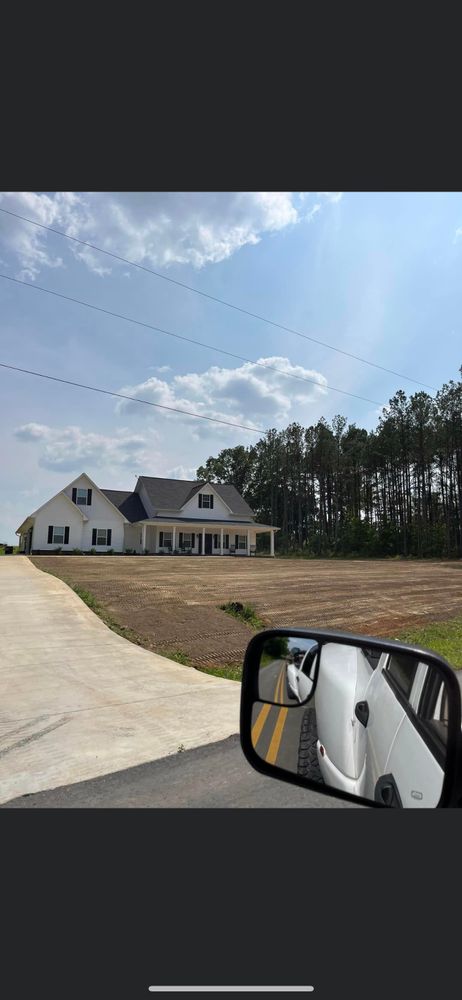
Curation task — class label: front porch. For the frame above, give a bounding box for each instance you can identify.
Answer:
[126,521,277,556]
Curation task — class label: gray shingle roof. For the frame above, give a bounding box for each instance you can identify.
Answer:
[101,490,148,523]
[138,477,254,517]
[213,483,254,517]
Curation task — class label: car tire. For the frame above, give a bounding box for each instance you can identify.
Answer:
[297,707,323,783]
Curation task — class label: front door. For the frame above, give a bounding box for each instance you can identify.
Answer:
[205,533,213,555]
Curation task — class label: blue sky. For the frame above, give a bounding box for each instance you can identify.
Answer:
[1,191,461,542]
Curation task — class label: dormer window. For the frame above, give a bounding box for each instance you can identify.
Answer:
[72,487,92,506]
[198,493,214,509]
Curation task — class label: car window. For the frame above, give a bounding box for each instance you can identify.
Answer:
[418,672,449,748]
[385,653,419,700]
[299,650,313,675]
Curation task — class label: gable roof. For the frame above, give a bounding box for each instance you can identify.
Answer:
[137,476,254,517]
[16,489,89,534]
[31,490,89,522]
[176,480,232,513]
[101,490,148,523]
[213,483,254,517]
[67,473,129,522]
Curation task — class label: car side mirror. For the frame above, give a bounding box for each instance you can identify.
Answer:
[240,628,462,808]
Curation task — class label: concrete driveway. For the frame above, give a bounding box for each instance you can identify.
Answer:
[0,558,240,804]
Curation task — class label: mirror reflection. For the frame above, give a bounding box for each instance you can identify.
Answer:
[258,635,319,705]
[253,637,450,807]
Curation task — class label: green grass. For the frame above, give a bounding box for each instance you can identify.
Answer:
[397,617,462,669]
[159,648,243,681]
[72,585,145,647]
[219,600,265,629]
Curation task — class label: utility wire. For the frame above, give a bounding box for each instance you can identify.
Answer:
[0,205,437,392]
[0,272,384,407]
[0,362,264,434]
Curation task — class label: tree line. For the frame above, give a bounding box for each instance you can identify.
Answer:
[197,368,462,558]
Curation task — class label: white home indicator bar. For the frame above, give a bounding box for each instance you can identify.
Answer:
[148,989,314,993]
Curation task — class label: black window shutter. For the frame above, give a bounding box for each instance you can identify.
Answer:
[235,534,239,548]
[72,488,77,503]
[210,495,214,509]
[198,494,202,508]
[87,488,92,505]
[92,529,97,546]
[191,533,195,548]
[64,527,70,544]
[179,532,183,547]
[48,525,53,543]
[107,529,112,546]
[159,531,164,546]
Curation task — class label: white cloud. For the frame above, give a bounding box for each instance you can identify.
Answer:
[11,358,330,500]
[116,356,328,436]
[318,192,343,203]
[454,226,462,243]
[165,465,199,481]
[0,191,299,279]
[306,203,322,222]
[0,191,81,280]
[14,423,153,473]
[0,191,342,280]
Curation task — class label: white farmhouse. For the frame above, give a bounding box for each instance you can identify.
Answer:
[16,473,278,556]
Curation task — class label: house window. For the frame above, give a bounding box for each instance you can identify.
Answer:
[237,534,247,550]
[182,533,192,548]
[73,487,92,505]
[91,528,112,547]
[199,493,214,509]
[53,526,65,544]
[162,531,172,549]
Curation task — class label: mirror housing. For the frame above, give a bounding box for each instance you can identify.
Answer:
[240,628,462,808]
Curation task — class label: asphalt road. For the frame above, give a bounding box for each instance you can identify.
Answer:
[1,735,360,808]
[254,658,309,773]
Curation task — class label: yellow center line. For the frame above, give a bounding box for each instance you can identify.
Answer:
[274,663,285,703]
[251,702,272,748]
[266,706,289,764]
[252,661,287,751]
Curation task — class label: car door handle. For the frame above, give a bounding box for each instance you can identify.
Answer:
[355,701,369,727]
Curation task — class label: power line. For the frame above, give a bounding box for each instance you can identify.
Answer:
[0,205,437,392]
[0,272,384,407]
[0,362,264,434]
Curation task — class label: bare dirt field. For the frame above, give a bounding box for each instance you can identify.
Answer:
[29,556,462,671]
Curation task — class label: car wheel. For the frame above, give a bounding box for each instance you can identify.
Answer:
[297,707,323,783]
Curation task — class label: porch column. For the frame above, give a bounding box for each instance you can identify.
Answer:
[172,526,176,554]
[220,527,223,555]
[270,529,275,557]
[142,523,147,553]
[202,525,206,555]
[247,528,250,556]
